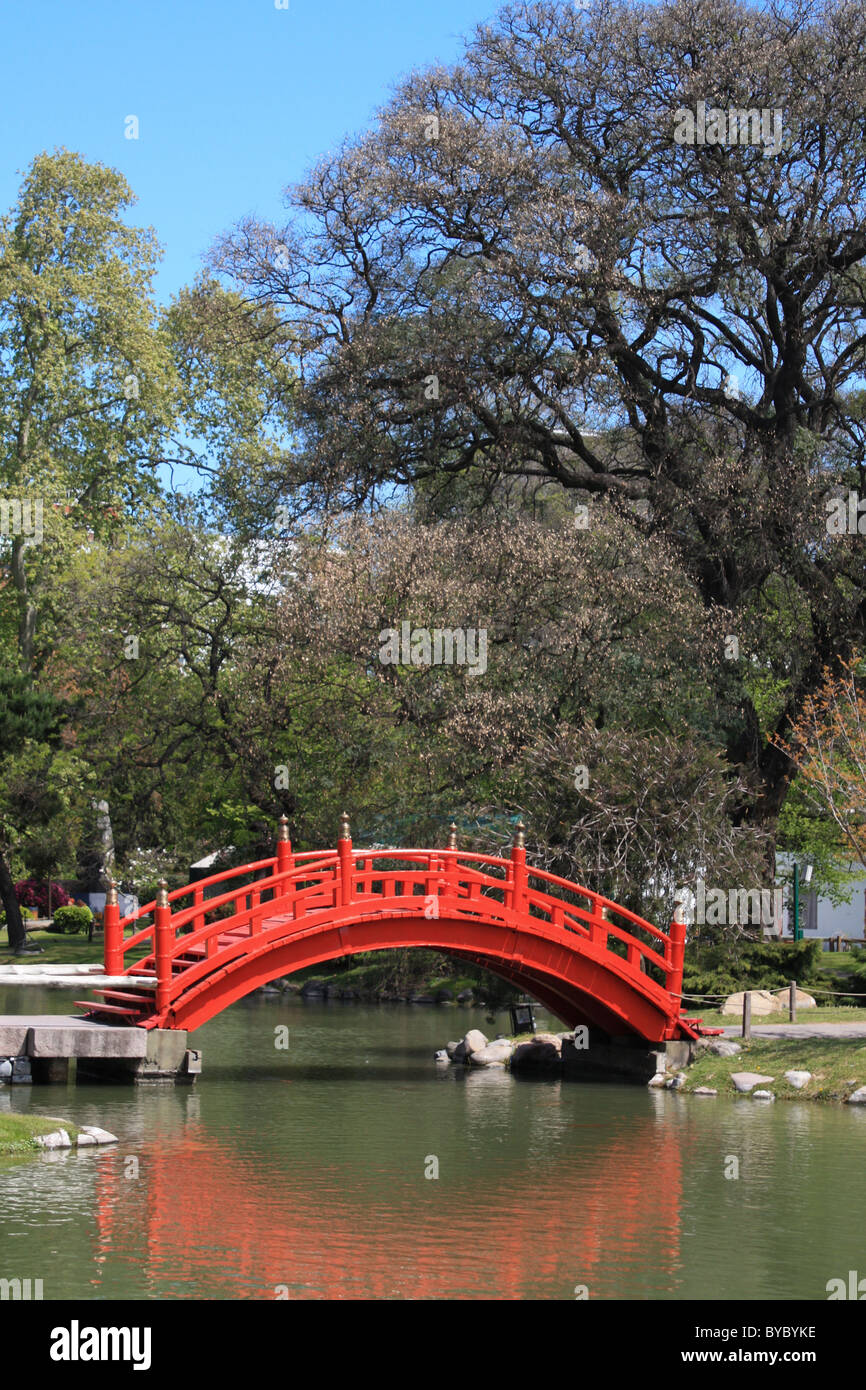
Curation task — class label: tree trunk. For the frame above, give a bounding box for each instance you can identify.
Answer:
[0,851,27,953]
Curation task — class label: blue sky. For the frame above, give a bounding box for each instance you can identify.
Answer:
[0,0,501,304]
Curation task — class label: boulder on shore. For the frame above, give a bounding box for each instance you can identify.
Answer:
[721,989,779,1017]
[731,1071,775,1092]
[462,1029,488,1056]
[772,988,817,1010]
[695,1037,741,1057]
[784,1070,812,1089]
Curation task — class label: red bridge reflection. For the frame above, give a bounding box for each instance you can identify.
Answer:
[91,1105,686,1300]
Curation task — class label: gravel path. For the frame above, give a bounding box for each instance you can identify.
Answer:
[722,1022,866,1040]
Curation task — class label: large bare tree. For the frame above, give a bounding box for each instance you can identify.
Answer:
[212,0,866,846]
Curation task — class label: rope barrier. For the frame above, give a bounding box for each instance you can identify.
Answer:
[681,985,866,1001]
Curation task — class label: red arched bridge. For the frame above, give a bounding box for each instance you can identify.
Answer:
[80,817,702,1042]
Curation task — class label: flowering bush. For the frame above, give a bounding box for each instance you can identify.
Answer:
[14,880,71,915]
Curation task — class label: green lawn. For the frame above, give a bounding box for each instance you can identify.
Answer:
[0,1113,80,1155]
[0,929,151,968]
[0,929,105,966]
[682,1036,866,1102]
[689,1005,866,1026]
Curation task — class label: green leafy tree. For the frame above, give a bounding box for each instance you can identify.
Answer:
[0,148,179,675]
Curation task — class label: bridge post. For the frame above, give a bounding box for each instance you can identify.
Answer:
[509,822,528,913]
[338,812,354,908]
[155,880,173,1016]
[667,900,687,1005]
[276,815,293,874]
[104,881,121,976]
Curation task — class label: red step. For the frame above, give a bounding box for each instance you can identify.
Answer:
[75,1000,143,1020]
[91,989,156,1007]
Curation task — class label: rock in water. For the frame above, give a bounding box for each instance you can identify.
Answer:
[468,1041,514,1068]
[80,1126,118,1145]
[462,1029,488,1055]
[34,1129,71,1149]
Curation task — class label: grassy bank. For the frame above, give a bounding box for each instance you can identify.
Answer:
[683,1037,866,1103]
[689,1005,866,1026]
[0,1113,80,1156]
[0,930,104,966]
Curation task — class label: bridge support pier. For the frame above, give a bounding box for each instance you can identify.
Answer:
[560,1033,696,1084]
[78,1029,200,1085]
[0,1017,202,1085]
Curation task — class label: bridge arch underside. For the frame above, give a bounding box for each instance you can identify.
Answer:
[162,914,678,1043]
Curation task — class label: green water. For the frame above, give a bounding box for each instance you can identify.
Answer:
[1,986,865,1300]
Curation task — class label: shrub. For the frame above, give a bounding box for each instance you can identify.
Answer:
[51,905,93,936]
[683,938,823,998]
[14,879,71,915]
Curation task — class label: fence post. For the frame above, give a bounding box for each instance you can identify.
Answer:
[742,990,752,1040]
[104,881,121,976]
[510,822,528,914]
[338,812,354,908]
[789,978,797,1023]
[155,880,173,1016]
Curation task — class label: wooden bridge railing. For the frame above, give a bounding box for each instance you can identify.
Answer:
[103,816,688,1018]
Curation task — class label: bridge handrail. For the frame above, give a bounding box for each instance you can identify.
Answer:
[117,851,338,930]
[127,848,673,973]
[167,861,338,936]
[101,820,688,1036]
[348,849,669,951]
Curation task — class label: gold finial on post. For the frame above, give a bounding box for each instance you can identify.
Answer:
[106,880,119,907]
[156,879,169,909]
[277,814,290,842]
[447,822,458,850]
[339,812,351,842]
[513,821,526,849]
